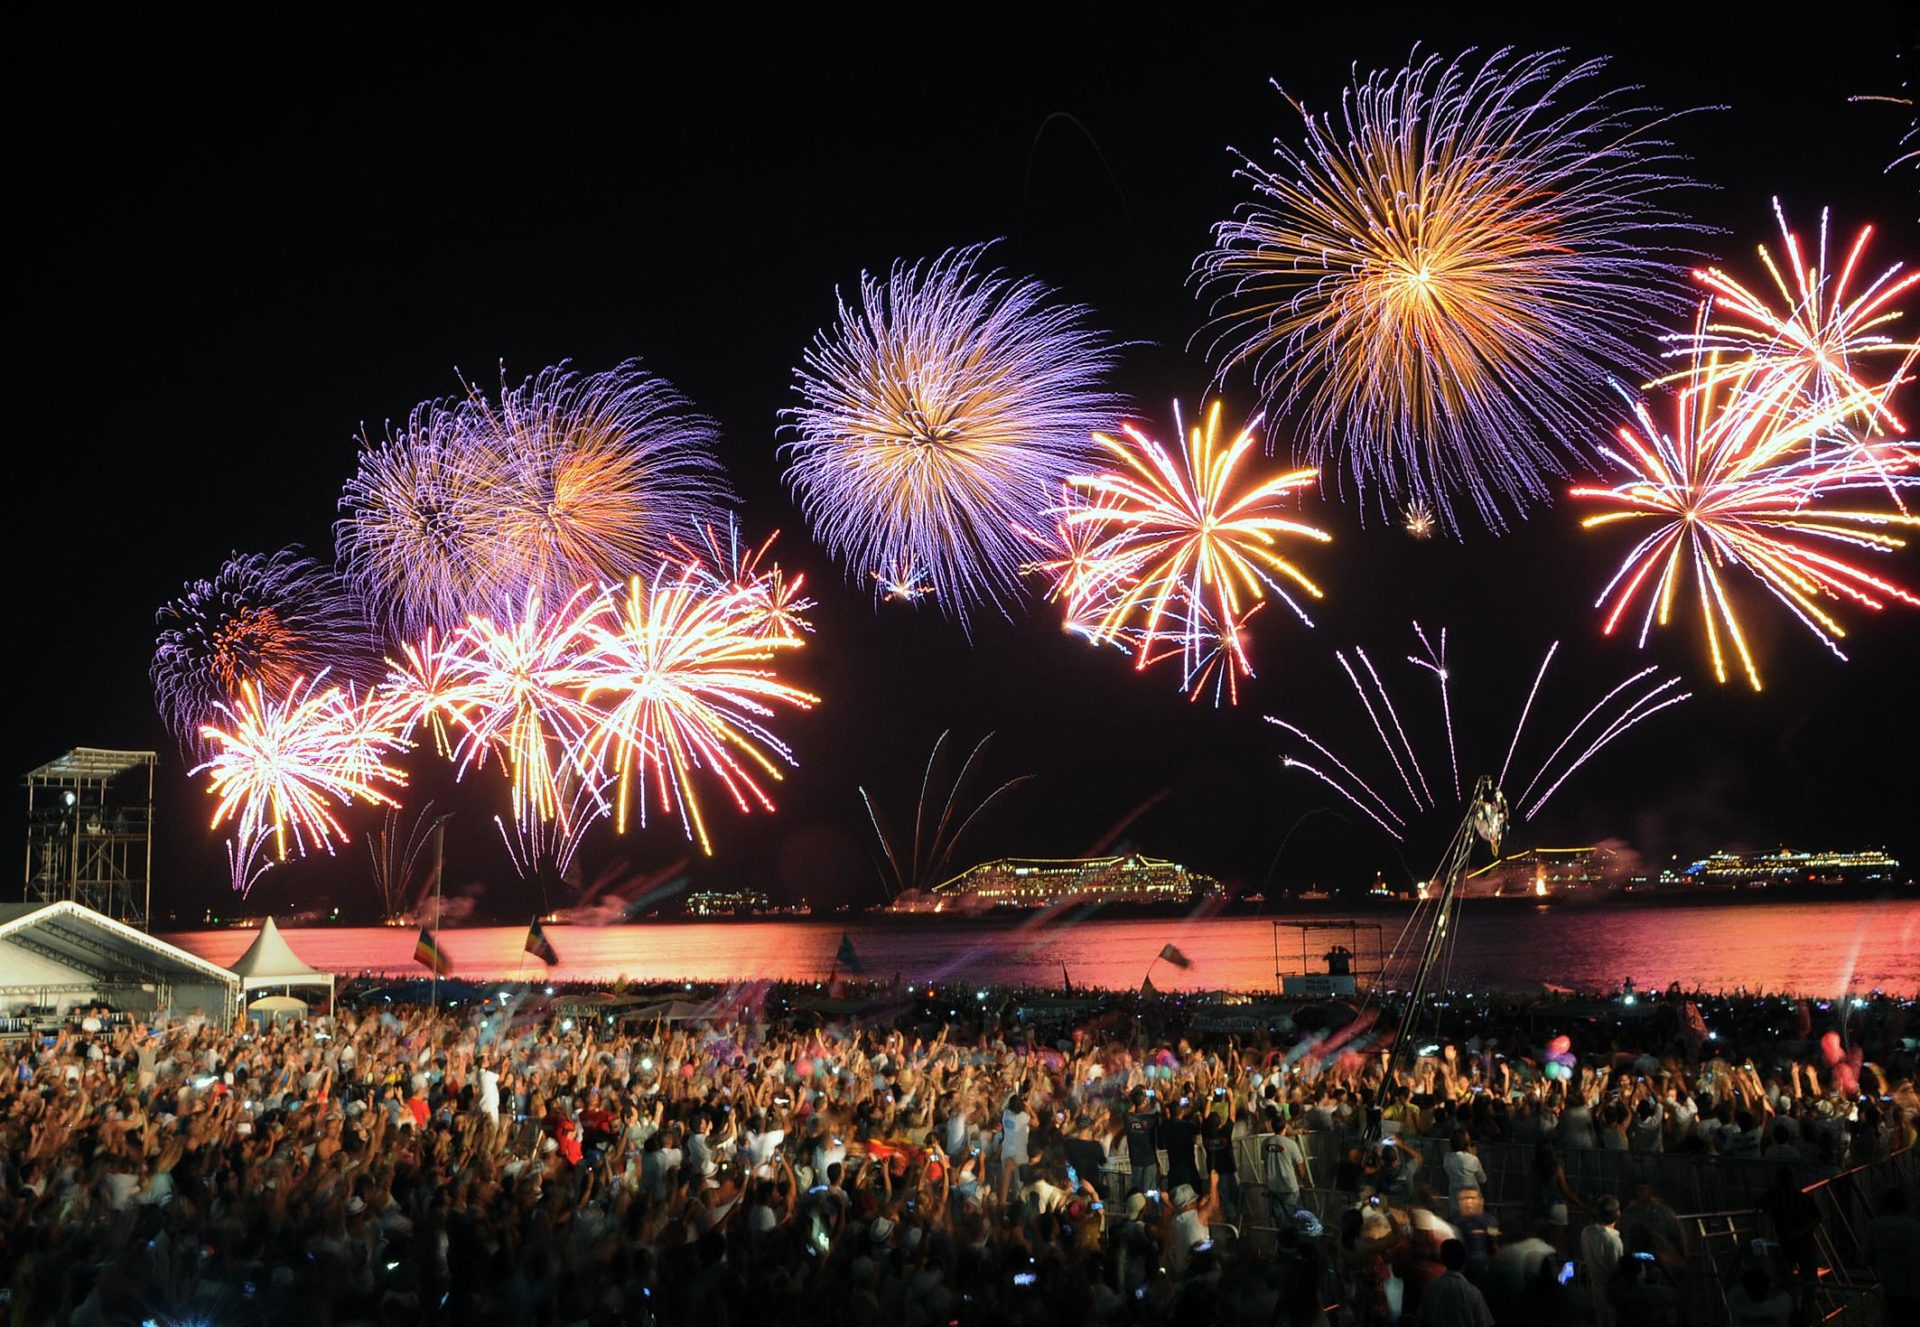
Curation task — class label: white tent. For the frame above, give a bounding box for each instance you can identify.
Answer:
[227,917,335,1007]
[247,994,310,1026]
[0,900,240,1020]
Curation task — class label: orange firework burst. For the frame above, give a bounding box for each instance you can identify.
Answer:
[573,567,818,854]
[1050,400,1329,701]
[1574,350,1920,690]
[1669,202,1919,435]
[196,675,408,861]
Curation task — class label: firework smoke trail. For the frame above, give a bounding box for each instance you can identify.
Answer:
[1575,339,1920,690]
[338,396,507,639]
[153,547,373,757]
[863,731,1032,901]
[1409,622,1460,801]
[572,566,818,856]
[468,360,731,607]
[1499,641,1559,789]
[783,243,1119,625]
[1358,646,1433,807]
[1335,650,1424,811]
[196,675,408,863]
[367,803,452,919]
[1666,201,1920,436]
[1056,399,1329,701]
[1521,678,1691,819]
[1269,627,1686,843]
[1196,48,1706,533]
[226,825,273,896]
[1267,720,1406,834]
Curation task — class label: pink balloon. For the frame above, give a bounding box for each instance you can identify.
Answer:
[1820,1031,1844,1066]
[1548,1035,1571,1057]
[796,1057,815,1079]
[680,1062,695,1079]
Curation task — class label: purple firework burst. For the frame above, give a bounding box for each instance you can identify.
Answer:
[152,546,373,756]
[782,243,1120,624]
[1195,48,1708,534]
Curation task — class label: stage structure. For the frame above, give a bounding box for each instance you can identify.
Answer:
[23,749,158,930]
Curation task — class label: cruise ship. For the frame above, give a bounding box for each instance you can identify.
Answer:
[886,853,1222,913]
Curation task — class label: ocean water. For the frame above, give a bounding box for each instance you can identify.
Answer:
[166,897,1919,995]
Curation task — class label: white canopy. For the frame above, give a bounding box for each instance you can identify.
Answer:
[228,917,335,1004]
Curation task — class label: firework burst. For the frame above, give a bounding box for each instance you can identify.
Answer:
[1403,502,1437,540]
[1197,48,1704,533]
[337,396,507,639]
[1573,355,1920,690]
[396,588,611,838]
[573,567,818,855]
[339,362,729,637]
[153,547,373,756]
[1050,399,1329,701]
[467,359,730,606]
[783,243,1119,624]
[196,675,408,862]
[1666,203,1919,439]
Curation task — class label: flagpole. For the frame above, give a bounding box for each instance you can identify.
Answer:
[431,818,445,1006]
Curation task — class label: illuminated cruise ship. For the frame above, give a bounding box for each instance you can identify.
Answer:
[1685,848,1900,887]
[886,853,1222,913]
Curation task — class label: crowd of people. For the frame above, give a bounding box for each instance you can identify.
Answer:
[1,980,1915,1325]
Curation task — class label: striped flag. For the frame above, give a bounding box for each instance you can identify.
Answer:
[413,926,453,976]
[1158,943,1192,969]
[524,918,559,967]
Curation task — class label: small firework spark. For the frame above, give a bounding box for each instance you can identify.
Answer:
[870,562,938,604]
[1404,503,1437,540]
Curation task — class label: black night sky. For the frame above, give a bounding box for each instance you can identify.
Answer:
[16,7,1920,920]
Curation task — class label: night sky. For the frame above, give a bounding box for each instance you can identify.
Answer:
[16,8,1919,920]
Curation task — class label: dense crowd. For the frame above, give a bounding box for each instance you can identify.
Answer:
[2,982,1916,1325]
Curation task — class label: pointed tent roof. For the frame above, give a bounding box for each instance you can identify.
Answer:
[228,917,334,996]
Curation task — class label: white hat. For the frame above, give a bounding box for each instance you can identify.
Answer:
[1171,1183,1198,1209]
[869,1216,896,1243]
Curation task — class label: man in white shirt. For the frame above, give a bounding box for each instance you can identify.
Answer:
[1580,1195,1625,1325]
[1443,1131,1488,1216]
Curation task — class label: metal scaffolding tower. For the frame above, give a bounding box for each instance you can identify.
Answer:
[23,749,158,929]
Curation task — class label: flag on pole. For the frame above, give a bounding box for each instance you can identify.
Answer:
[524,918,560,967]
[414,926,454,976]
[835,933,864,976]
[1141,974,1159,997]
[1158,943,1192,969]
[1062,962,1072,996]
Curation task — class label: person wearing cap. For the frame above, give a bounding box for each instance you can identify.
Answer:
[1165,1176,1219,1275]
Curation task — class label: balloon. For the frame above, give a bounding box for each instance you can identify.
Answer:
[1819,1031,1843,1066]
[1548,1035,1571,1057]
[796,1057,814,1079]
